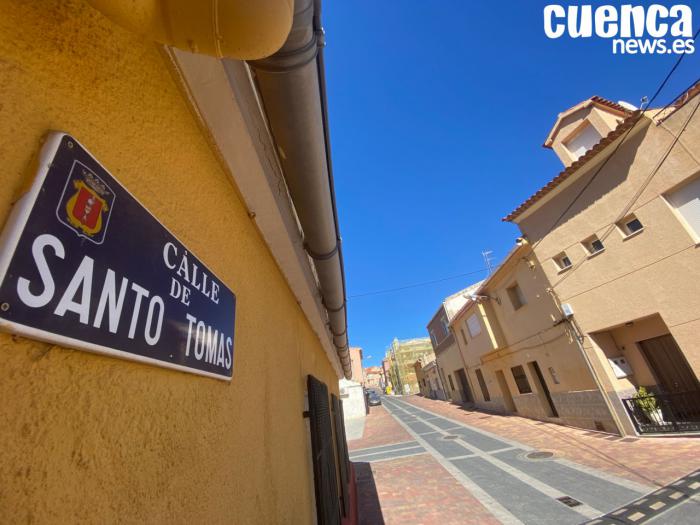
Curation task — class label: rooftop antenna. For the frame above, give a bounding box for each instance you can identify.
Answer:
[482,250,495,275]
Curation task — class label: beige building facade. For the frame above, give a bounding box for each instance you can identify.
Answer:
[506,87,700,435]
[364,366,384,389]
[414,353,446,400]
[429,284,481,404]
[449,242,617,432]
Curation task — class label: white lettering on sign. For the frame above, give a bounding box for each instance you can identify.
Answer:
[185,313,232,369]
[543,4,695,55]
[92,270,128,334]
[16,233,64,308]
[16,233,165,347]
[163,241,220,305]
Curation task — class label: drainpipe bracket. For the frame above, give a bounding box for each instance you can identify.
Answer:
[304,241,339,261]
[323,298,345,313]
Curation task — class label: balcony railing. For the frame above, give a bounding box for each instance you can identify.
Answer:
[622,390,700,434]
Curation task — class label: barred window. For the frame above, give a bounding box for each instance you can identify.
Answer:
[511,365,532,394]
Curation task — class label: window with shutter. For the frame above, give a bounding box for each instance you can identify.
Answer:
[307,375,341,525]
[331,394,349,518]
[666,176,700,241]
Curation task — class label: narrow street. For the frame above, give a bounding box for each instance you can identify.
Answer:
[349,397,700,525]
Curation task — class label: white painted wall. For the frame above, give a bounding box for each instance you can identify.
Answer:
[339,379,366,420]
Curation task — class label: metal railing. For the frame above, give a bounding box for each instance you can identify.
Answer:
[622,390,700,434]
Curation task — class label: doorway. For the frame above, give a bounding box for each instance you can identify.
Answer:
[455,368,473,403]
[528,361,559,418]
[639,334,698,393]
[495,370,516,412]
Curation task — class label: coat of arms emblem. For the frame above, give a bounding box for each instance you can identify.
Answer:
[57,162,114,244]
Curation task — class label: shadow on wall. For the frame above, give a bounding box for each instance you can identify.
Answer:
[353,462,384,525]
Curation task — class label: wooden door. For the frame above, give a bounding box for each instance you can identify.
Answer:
[496,370,517,413]
[639,335,698,393]
[455,368,473,403]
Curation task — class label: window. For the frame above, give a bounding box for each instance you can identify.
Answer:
[448,374,455,391]
[307,375,341,522]
[666,176,700,241]
[460,328,468,345]
[564,124,602,160]
[582,234,605,255]
[617,214,644,237]
[553,252,572,271]
[331,394,350,518]
[511,365,532,394]
[429,329,437,347]
[475,369,490,402]
[440,316,450,335]
[506,283,526,310]
[466,314,482,337]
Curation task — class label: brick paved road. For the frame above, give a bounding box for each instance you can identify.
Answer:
[351,396,700,525]
[404,395,700,487]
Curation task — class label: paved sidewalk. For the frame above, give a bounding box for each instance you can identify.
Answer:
[349,404,498,524]
[404,395,700,487]
[348,405,411,451]
[352,396,700,525]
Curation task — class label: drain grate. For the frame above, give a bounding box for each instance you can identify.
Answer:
[526,451,554,460]
[441,435,459,440]
[557,496,582,508]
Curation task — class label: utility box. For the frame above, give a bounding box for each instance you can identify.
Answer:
[608,356,633,379]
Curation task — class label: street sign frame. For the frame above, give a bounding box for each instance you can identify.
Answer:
[0,132,236,381]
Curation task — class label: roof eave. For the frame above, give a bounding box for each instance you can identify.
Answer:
[504,111,648,223]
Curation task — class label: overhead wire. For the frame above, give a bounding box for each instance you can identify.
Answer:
[348,265,494,299]
[553,92,700,291]
[447,34,700,362]
[528,26,699,255]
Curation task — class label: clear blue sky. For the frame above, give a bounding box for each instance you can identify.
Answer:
[323,1,700,367]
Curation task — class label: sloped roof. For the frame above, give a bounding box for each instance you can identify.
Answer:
[654,79,700,123]
[504,111,642,223]
[543,96,632,148]
[448,241,530,325]
[506,82,700,224]
[443,281,484,321]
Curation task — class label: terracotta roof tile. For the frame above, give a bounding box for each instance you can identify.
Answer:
[590,96,634,114]
[655,79,700,123]
[503,111,642,223]
[543,96,632,148]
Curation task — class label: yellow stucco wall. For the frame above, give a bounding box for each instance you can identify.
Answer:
[0,1,339,522]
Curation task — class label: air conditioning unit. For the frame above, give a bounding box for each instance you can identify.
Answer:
[561,303,574,318]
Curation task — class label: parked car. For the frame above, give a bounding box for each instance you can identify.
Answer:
[368,391,382,406]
